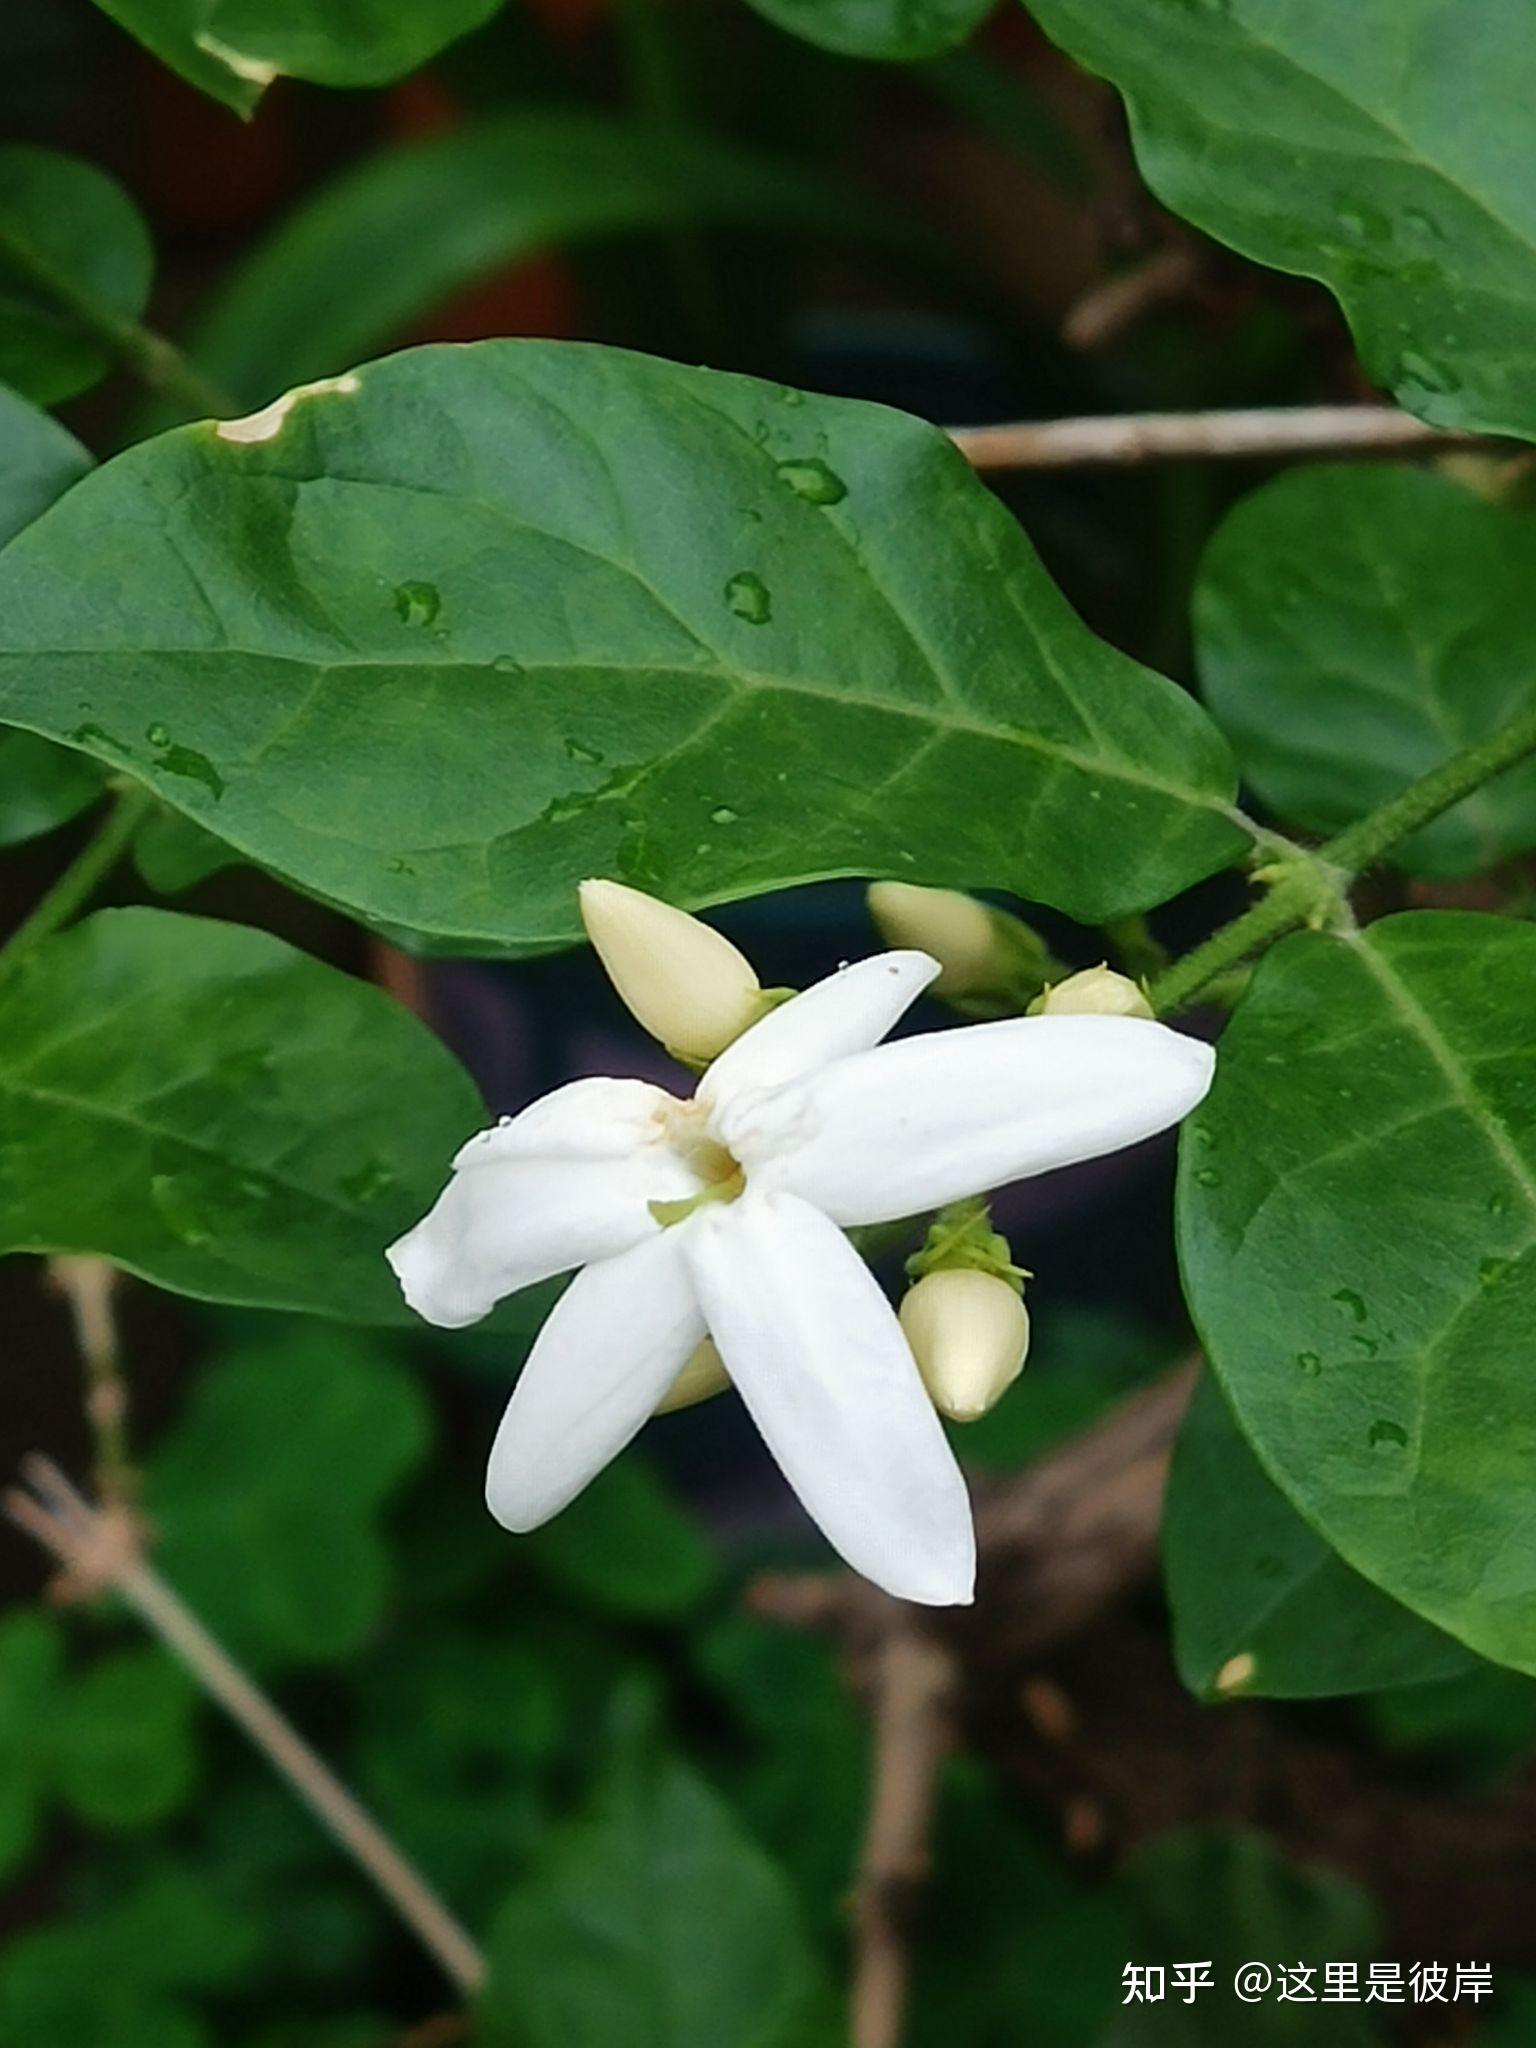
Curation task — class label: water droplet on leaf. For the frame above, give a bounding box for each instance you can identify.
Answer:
[564,738,604,766]
[776,457,847,506]
[1332,1287,1368,1322]
[1297,1352,1322,1377]
[710,806,739,826]
[724,571,772,624]
[394,581,441,627]
[145,721,171,747]
[1194,1166,1221,1188]
[1368,1418,1408,1451]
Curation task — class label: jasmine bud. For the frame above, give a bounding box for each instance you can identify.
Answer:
[655,1337,731,1415]
[1031,963,1154,1020]
[867,882,1059,1013]
[579,878,766,1060]
[899,1268,1029,1423]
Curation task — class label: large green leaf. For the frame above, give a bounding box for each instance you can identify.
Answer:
[0,342,1245,951]
[0,393,102,845]
[1023,0,1536,440]
[525,1456,716,1619]
[482,1741,834,2048]
[1178,911,1536,1673]
[743,0,994,60]
[0,908,482,1319]
[0,147,153,406]
[0,386,92,548]
[186,115,916,412]
[1196,465,1536,877]
[92,0,503,114]
[1164,1376,1474,1700]
[147,1326,431,1667]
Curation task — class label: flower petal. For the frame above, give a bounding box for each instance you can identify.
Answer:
[682,1192,974,1605]
[701,950,937,1115]
[486,1230,705,1531]
[452,1076,674,1169]
[742,1014,1215,1226]
[388,1133,698,1330]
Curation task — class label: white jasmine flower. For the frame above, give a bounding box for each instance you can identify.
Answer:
[388,950,1213,1605]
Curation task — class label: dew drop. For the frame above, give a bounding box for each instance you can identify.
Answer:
[394,580,441,627]
[1331,1287,1368,1322]
[1350,1333,1380,1357]
[1297,1351,1322,1377]
[1368,1418,1408,1451]
[156,744,224,800]
[776,456,848,506]
[1194,1166,1221,1188]
[145,721,171,747]
[492,655,525,676]
[1487,1190,1512,1217]
[384,855,416,876]
[710,805,739,826]
[1479,1255,1511,1288]
[724,570,772,624]
[778,386,806,407]
[564,738,604,766]
[150,1173,213,1247]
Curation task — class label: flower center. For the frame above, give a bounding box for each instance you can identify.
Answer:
[649,1103,745,1226]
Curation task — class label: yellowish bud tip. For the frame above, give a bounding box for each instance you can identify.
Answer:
[866,882,998,997]
[1033,963,1154,1020]
[579,879,764,1061]
[899,1268,1029,1423]
[655,1337,731,1415]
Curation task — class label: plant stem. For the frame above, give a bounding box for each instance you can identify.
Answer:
[49,1257,136,1506]
[1152,701,1536,1014]
[0,221,238,421]
[949,403,1496,471]
[7,1457,487,2000]
[0,785,154,976]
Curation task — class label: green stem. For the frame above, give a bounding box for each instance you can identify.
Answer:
[1152,701,1536,1015]
[0,786,153,975]
[0,222,238,421]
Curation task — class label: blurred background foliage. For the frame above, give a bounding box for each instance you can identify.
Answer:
[3,0,1536,2042]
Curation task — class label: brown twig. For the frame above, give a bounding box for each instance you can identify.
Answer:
[849,1615,958,2048]
[1060,244,1204,352]
[948,405,1492,471]
[46,1256,135,1506]
[4,1455,487,2001]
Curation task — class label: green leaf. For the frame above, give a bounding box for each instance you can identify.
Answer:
[186,114,920,413]
[0,731,103,853]
[146,1324,431,1667]
[0,341,1245,951]
[1178,911,1536,1674]
[696,1612,868,1927]
[0,384,92,547]
[1106,1829,1382,2047]
[526,1455,715,1619]
[0,146,153,406]
[0,1609,63,1881]
[1164,1377,1474,1701]
[1196,466,1536,877]
[0,1865,258,2048]
[742,0,994,61]
[0,907,483,1320]
[0,394,104,846]
[131,807,243,893]
[1023,0,1536,440]
[55,1648,200,1829]
[354,1626,560,1913]
[91,0,504,114]
[481,1743,833,2048]
[1365,1662,1536,1782]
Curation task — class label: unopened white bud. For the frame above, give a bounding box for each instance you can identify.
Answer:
[899,1268,1029,1423]
[655,1337,731,1415]
[1032,963,1153,1020]
[867,883,999,997]
[579,879,765,1060]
